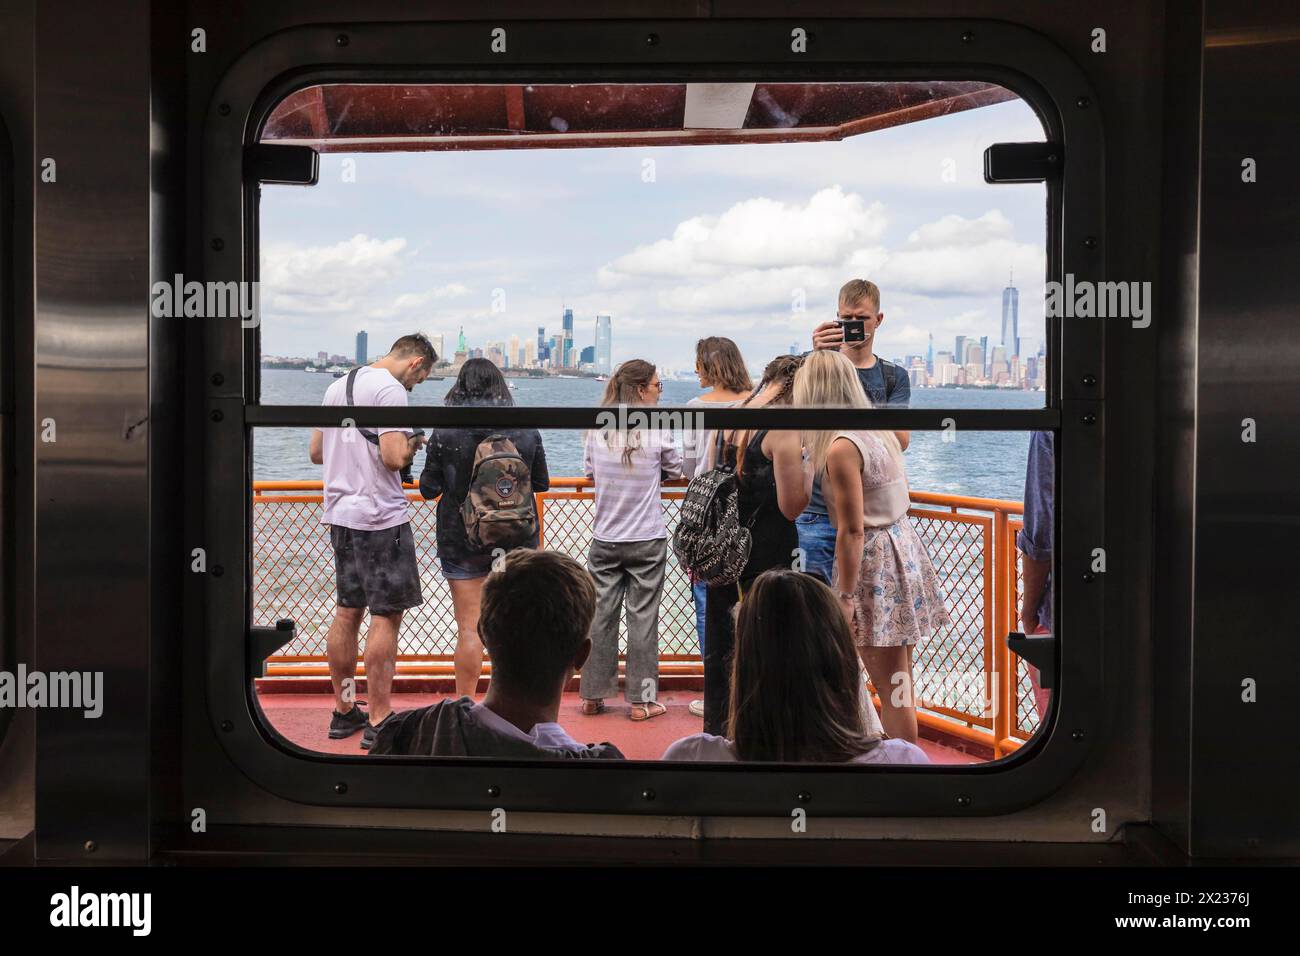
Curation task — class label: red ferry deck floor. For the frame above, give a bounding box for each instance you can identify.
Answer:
[257,689,984,764]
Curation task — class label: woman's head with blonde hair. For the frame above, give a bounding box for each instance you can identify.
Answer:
[794,350,898,474]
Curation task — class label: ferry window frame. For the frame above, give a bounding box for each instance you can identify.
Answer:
[201,19,1104,818]
[0,109,11,750]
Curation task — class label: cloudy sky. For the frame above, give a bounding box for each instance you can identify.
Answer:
[260,96,1047,373]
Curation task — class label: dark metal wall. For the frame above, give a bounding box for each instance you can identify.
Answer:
[0,0,35,845]
[1181,0,1300,857]
[1150,0,1202,855]
[30,0,161,861]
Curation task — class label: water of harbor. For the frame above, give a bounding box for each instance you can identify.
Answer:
[254,369,1043,501]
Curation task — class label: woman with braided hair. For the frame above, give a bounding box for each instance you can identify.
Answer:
[701,354,812,736]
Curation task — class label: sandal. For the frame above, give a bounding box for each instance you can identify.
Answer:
[630,700,667,721]
[581,698,605,716]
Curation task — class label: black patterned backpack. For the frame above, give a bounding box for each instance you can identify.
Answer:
[672,435,754,587]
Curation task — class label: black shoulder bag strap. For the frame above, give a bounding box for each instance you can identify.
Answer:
[344,367,381,446]
[714,429,730,472]
[740,429,768,530]
[879,355,898,402]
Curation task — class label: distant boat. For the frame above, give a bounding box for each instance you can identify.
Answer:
[332,370,347,378]
[304,366,318,373]
[508,382,518,389]
[595,375,608,382]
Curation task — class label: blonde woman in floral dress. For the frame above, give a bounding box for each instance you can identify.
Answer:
[794,350,948,743]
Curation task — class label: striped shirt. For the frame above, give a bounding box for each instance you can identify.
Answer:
[583,429,683,542]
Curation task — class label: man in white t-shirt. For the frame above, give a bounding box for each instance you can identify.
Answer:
[309,334,436,749]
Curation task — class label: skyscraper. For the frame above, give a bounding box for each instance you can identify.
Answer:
[926,333,934,375]
[580,345,595,365]
[355,330,368,365]
[508,334,520,370]
[561,308,574,368]
[595,314,612,375]
[429,333,444,363]
[954,335,967,367]
[979,335,989,378]
[1001,270,1019,353]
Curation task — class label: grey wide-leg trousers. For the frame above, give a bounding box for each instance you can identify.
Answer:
[580,537,667,704]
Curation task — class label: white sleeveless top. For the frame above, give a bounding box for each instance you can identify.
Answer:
[829,430,910,528]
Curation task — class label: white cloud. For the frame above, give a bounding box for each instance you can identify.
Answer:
[880,209,1043,297]
[261,233,409,315]
[602,186,887,282]
[391,283,471,309]
[906,209,1012,247]
[595,194,1041,319]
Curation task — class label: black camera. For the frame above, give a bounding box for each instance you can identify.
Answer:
[401,428,426,485]
[837,318,867,343]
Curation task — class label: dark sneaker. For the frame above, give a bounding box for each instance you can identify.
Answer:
[328,704,369,739]
[361,710,397,751]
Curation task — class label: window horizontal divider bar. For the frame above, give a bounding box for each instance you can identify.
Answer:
[244,405,1062,431]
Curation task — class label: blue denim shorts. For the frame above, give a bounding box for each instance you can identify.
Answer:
[795,511,836,585]
[438,552,493,581]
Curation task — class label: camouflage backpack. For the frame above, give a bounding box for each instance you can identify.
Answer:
[461,434,537,552]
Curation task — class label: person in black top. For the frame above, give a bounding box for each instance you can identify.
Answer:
[419,359,550,697]
[702,355,811,736]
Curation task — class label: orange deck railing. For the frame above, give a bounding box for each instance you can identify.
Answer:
[253,479,1035,756]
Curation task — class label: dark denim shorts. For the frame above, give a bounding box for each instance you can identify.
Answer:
[330,522,424,615]
[438,551,494,581]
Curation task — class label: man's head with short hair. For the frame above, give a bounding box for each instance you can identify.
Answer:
[836,278,884,357]
[479,549,595,702]
[838,278,881,311]
[382,333,438,389]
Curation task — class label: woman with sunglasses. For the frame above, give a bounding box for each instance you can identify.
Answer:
[579,360,682,721]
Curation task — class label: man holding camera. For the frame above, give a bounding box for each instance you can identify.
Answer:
[802,279,911,585]
[309,333,436,749]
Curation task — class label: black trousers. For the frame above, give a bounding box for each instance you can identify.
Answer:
[702,580,743,736]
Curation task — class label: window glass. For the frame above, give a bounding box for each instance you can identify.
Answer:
[248,81,1054,768]
[257,82,1048,408]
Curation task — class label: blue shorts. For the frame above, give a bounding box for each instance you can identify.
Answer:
[795,511,836,585]
[438,551,493,581]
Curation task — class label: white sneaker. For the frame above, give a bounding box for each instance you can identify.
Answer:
[688,699,704,717]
